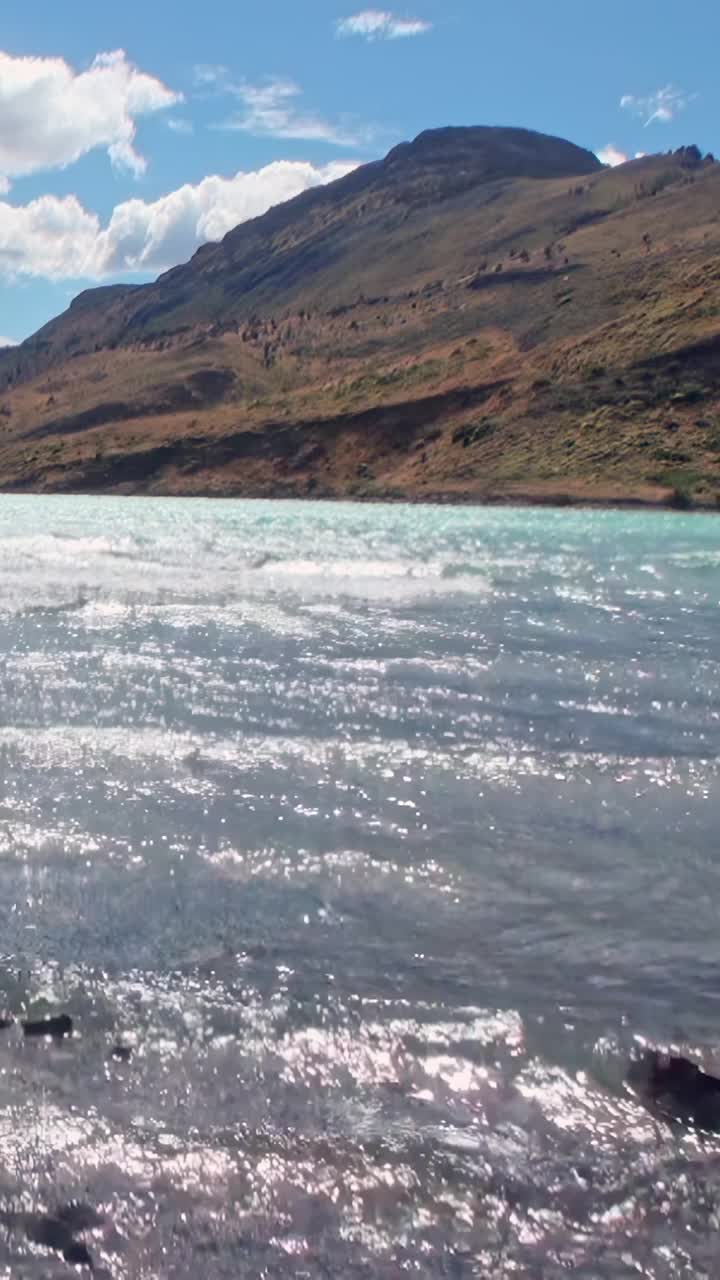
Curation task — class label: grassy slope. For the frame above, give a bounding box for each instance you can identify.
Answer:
[0,133,718,505]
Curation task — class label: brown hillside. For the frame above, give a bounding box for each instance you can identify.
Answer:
[0,128,718,506]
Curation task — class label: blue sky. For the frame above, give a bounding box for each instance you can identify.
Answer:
[0,0,717,344]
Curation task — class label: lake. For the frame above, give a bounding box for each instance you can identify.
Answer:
[0,495,718,1277]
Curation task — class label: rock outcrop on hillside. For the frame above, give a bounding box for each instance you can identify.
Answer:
[0,127,717,507]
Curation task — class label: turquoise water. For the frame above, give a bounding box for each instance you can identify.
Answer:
[0,495,718,1276]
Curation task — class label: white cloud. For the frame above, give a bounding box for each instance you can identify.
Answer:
[215,77,364,146]
[337,9,432,39]
[195,67,371,146]
[596,144,628,167]
[596,145,649,168]
[193,64,228,87]
[167,118,195,135]
[108,139,147,178]
[0,194,100,278]
[0,48,179,185]
[0,336,17,347]
[97,159,358,272]
[0,159,359,281]
[620,85,693,127]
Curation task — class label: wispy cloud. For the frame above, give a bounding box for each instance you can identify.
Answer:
[336,10,432,40]
[620,85,694,127]
[167,118,194,135]
[210,75,368,146]
[193,64,372,147]
[193,64,228,87]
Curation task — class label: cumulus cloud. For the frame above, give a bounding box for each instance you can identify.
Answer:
[620,84,693,127]
[0,49,180,185]
[596,144,628,167]
[596,145,651,167]
[98,159,358,272]
[0,336,17,347]
[0,194,100,279]
[0,159,359,281]
[337,9,432,38]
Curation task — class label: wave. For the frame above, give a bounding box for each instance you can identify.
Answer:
[22,592,91,617]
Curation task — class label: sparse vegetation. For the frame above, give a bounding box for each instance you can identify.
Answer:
[0,126,717,505]
[452,418,497,448]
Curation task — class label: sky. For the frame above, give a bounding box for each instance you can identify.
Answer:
[0,0,717,344]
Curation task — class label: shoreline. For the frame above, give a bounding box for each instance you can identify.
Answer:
[0,482,718,513]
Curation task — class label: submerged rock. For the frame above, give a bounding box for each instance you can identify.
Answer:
[56,1202,104,1232]
[25,1215,74,1251]
[22,1211,94,1268]
[628,1048,720,1129]
[22,1013,73,1039]
[63,1239,94,1267]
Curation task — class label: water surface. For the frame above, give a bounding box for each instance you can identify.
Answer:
[0,496,718,1277]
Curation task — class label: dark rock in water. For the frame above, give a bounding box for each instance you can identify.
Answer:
[0,1017,14,1031]
[25,1214,75,1250]
[24,1209,95,1267]
[63,1239,94,1267]
[110,1042,132,1062]
[57,1202,104,1232]
[22,1013,73,1039]
[628,1048,720,1129]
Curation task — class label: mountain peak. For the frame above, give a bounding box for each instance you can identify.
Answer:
[382,125,602,182]
[0,125,718,506]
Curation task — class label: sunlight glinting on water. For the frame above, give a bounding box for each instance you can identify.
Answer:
[0,496,717,1275]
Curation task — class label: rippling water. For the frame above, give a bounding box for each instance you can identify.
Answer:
[0,495,718,1277]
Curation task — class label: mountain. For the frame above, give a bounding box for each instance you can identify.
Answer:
[0,126,718,506]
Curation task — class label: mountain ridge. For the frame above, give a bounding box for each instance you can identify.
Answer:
[2,127,603,382]
[0,125,718,507]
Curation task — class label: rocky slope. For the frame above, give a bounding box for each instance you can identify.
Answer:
[0,127,718,506]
